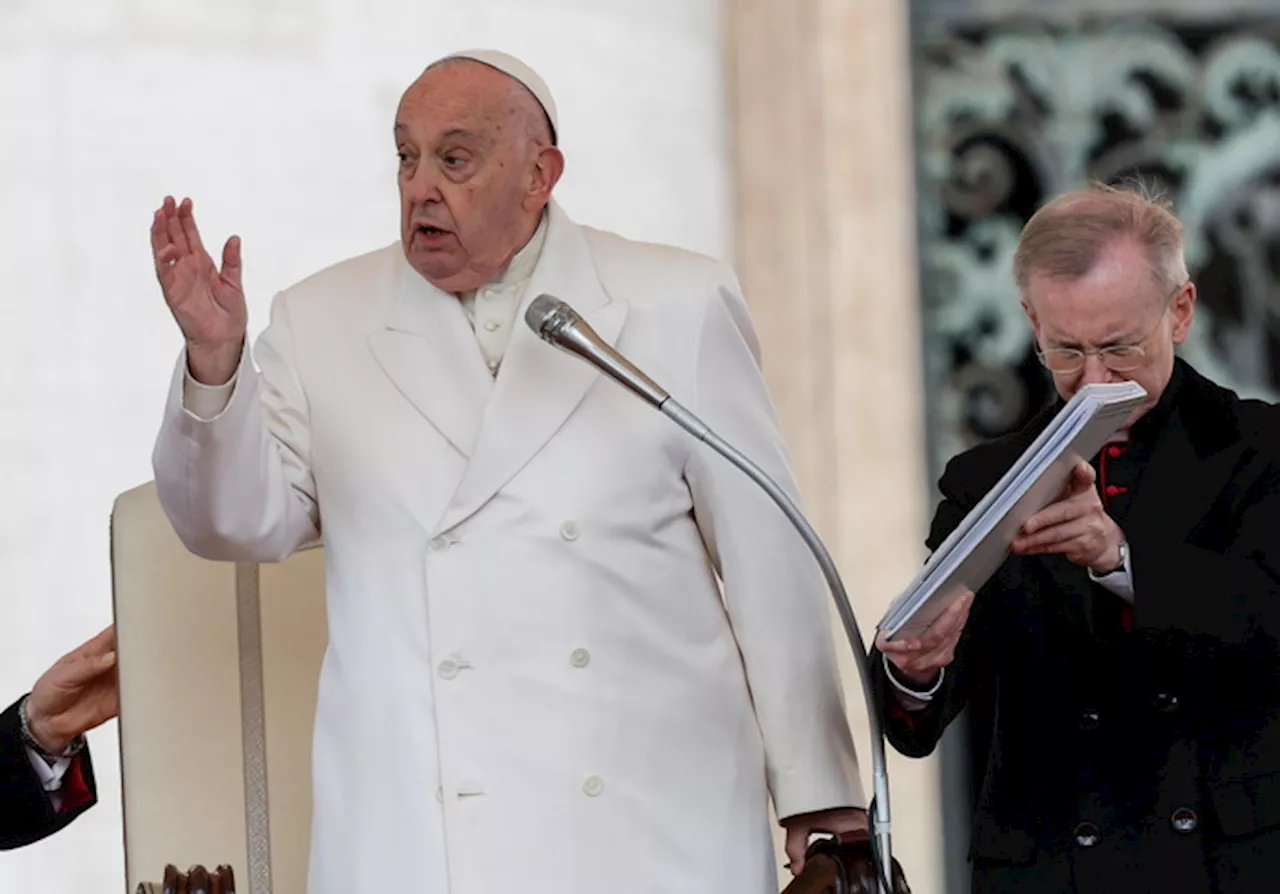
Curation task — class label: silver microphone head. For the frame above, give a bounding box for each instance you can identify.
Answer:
[525,294,579,343]
[523,292,670,408]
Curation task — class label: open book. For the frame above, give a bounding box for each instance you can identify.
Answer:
[878,380,1147,641]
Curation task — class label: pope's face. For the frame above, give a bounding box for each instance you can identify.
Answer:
[394,61,560,293]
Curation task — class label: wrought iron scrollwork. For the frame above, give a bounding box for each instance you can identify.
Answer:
[916,13,1280,472]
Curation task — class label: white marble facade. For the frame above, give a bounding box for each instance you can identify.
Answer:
[0,1,730,888]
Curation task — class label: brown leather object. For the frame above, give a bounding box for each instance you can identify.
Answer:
[187,865,210,894]
[138,863,236,894]
[781,830,912,894]
[215,864,237,894]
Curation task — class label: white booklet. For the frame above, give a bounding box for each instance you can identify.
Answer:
[878,380,1147,642]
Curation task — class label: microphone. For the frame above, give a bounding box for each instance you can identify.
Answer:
[524,294,670,410]
[525,293,895,893]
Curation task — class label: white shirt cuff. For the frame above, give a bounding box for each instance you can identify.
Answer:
[1088,543,1134,604]
[26,742,72,799]
[183,367,238,420]
[883,652,945,712]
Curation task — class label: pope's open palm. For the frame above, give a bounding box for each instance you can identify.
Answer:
[151,195,247,357]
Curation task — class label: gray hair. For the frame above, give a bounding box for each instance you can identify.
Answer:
[1012,181,1189,297]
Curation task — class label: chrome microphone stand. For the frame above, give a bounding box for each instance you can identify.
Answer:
[526,295,894,893]
[661,402,894,894]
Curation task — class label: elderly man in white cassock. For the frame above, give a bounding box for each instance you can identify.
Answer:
[148,49,866,893]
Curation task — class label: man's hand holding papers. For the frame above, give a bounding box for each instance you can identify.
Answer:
[876,590,974,687]
[878,457,1127,690]
[876,380,1145,644]
[1011,458,1125,574]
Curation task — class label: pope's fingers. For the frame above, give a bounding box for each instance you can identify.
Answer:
[151,209,171,255]
[152,215,177,277]
[220,235,243,292]
[784,826,808,875]
[154,246,182,290]
[164,197,191,256]
[177,198,206,257]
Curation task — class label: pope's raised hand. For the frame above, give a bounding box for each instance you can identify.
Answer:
[151,196,246,384]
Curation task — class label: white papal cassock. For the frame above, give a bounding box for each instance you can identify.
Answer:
[152,200,864,894]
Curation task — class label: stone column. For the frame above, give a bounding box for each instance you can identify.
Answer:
[725,1,942,889]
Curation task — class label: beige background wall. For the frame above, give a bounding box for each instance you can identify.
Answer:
[726,1,941,890]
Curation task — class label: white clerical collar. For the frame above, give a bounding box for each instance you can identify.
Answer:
[456,211,549,377]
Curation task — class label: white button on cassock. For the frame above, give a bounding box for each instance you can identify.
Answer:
[570,648,590,668]
[583,775,603,797]
[438,660,460,679]
[560,521,580,541]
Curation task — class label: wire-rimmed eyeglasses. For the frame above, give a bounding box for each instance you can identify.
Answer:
[1034,282,1187,376]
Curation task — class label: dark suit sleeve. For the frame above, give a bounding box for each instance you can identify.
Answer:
[870,456,999,758]
[0,697,97,850]
[1130,456,1280,651]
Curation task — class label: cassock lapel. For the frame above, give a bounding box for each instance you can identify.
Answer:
[435,201,628,535]
[1031,364,1245,637]
[1122,368,1246,549]
[367,252,494,458]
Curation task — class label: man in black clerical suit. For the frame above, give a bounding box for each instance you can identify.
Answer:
[2,626,118,849]
[873,184,1280,894]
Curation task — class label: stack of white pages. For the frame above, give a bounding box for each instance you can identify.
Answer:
[878,380,1147,642]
